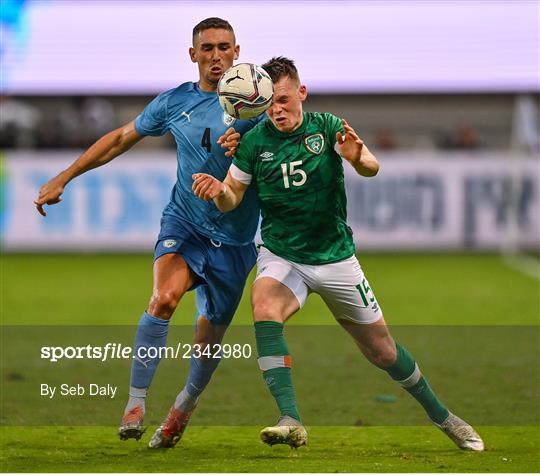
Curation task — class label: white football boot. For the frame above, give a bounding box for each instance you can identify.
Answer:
[436,412,484,451]
[260,415,308,448]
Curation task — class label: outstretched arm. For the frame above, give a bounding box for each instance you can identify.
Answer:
[192,171,248,212]
[34,121,143,216]
[336,119,379,177]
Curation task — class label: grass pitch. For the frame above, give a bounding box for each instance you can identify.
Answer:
[1,426,539,473]
[1,253,539,472]
[3,253,538,326]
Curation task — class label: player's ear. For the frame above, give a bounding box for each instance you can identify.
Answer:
[234,44,240,60]
[189,47,197,63]
[299,85,308,102]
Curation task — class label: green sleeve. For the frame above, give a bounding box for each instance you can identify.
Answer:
[324,113,344,148]
[232,132,255,175]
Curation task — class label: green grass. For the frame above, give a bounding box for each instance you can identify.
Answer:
[2,253,539,325]
[1,253,539,472]
[1,426,539,472]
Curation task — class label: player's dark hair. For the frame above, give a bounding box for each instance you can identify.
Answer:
[192,17,235,42]
[262,57,300,83]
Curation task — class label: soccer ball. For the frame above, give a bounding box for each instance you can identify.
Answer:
[217,63,273,120]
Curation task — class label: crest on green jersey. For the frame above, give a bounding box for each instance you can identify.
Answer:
[304,133,325,155]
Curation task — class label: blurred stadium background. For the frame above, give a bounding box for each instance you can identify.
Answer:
[1,0,539,265]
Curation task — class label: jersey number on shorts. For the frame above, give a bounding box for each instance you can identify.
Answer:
[356,278,378,310]
[281,160,307,189]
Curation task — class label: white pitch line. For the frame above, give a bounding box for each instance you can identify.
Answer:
[502,254,540,281]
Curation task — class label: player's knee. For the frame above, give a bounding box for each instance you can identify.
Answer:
[148,290,181,318]
[369,344,397,369]
[378,348,398,368]
[252,298,282,323]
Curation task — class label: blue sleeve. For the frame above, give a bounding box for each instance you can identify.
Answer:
[250,113,267,127]
[134,91,171,136]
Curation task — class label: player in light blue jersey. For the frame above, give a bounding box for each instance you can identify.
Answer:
[34,18,260,448]
[136,82,259,245]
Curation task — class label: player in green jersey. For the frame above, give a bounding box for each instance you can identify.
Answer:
[192,57,484,452]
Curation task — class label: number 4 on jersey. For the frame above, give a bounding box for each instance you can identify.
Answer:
[201,128,211,153]
[281,160,307,189]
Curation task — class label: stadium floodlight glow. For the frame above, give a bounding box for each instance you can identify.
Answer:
[2,1,538,94]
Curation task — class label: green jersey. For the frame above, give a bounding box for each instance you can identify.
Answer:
[232,112,355,265]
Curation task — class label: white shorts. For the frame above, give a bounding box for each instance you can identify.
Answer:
[255,247,383,324]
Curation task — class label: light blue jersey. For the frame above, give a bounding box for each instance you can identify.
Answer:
[135,81,260,246]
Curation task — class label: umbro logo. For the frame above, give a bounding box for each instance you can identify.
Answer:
[259,151,274,161]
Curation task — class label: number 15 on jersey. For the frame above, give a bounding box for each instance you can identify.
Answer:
[281,161,307,189]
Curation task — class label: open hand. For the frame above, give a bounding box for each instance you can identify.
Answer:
[336,119,364,163]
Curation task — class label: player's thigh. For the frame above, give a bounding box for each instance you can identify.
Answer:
[148,254,198,317]
[252,247,308,322]
[251,277,302,323]
[154,215,208,287]
[315,255,383,325]
[149,216,208,315]
[152,253,197,297]
[196,241,257,325]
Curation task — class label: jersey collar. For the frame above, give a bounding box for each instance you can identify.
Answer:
[266,112,309,137]
[194,81,217,97]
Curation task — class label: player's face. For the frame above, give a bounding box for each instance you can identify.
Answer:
[190,28,239,92]
[266,76,307,133]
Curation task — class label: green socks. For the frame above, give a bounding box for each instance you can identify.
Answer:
[254,321,301,422]
[386,343,449,424]
[254,323,447,425]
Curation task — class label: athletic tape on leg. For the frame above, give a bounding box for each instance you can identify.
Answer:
[258,355,292,371]
[397,362,422,388]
